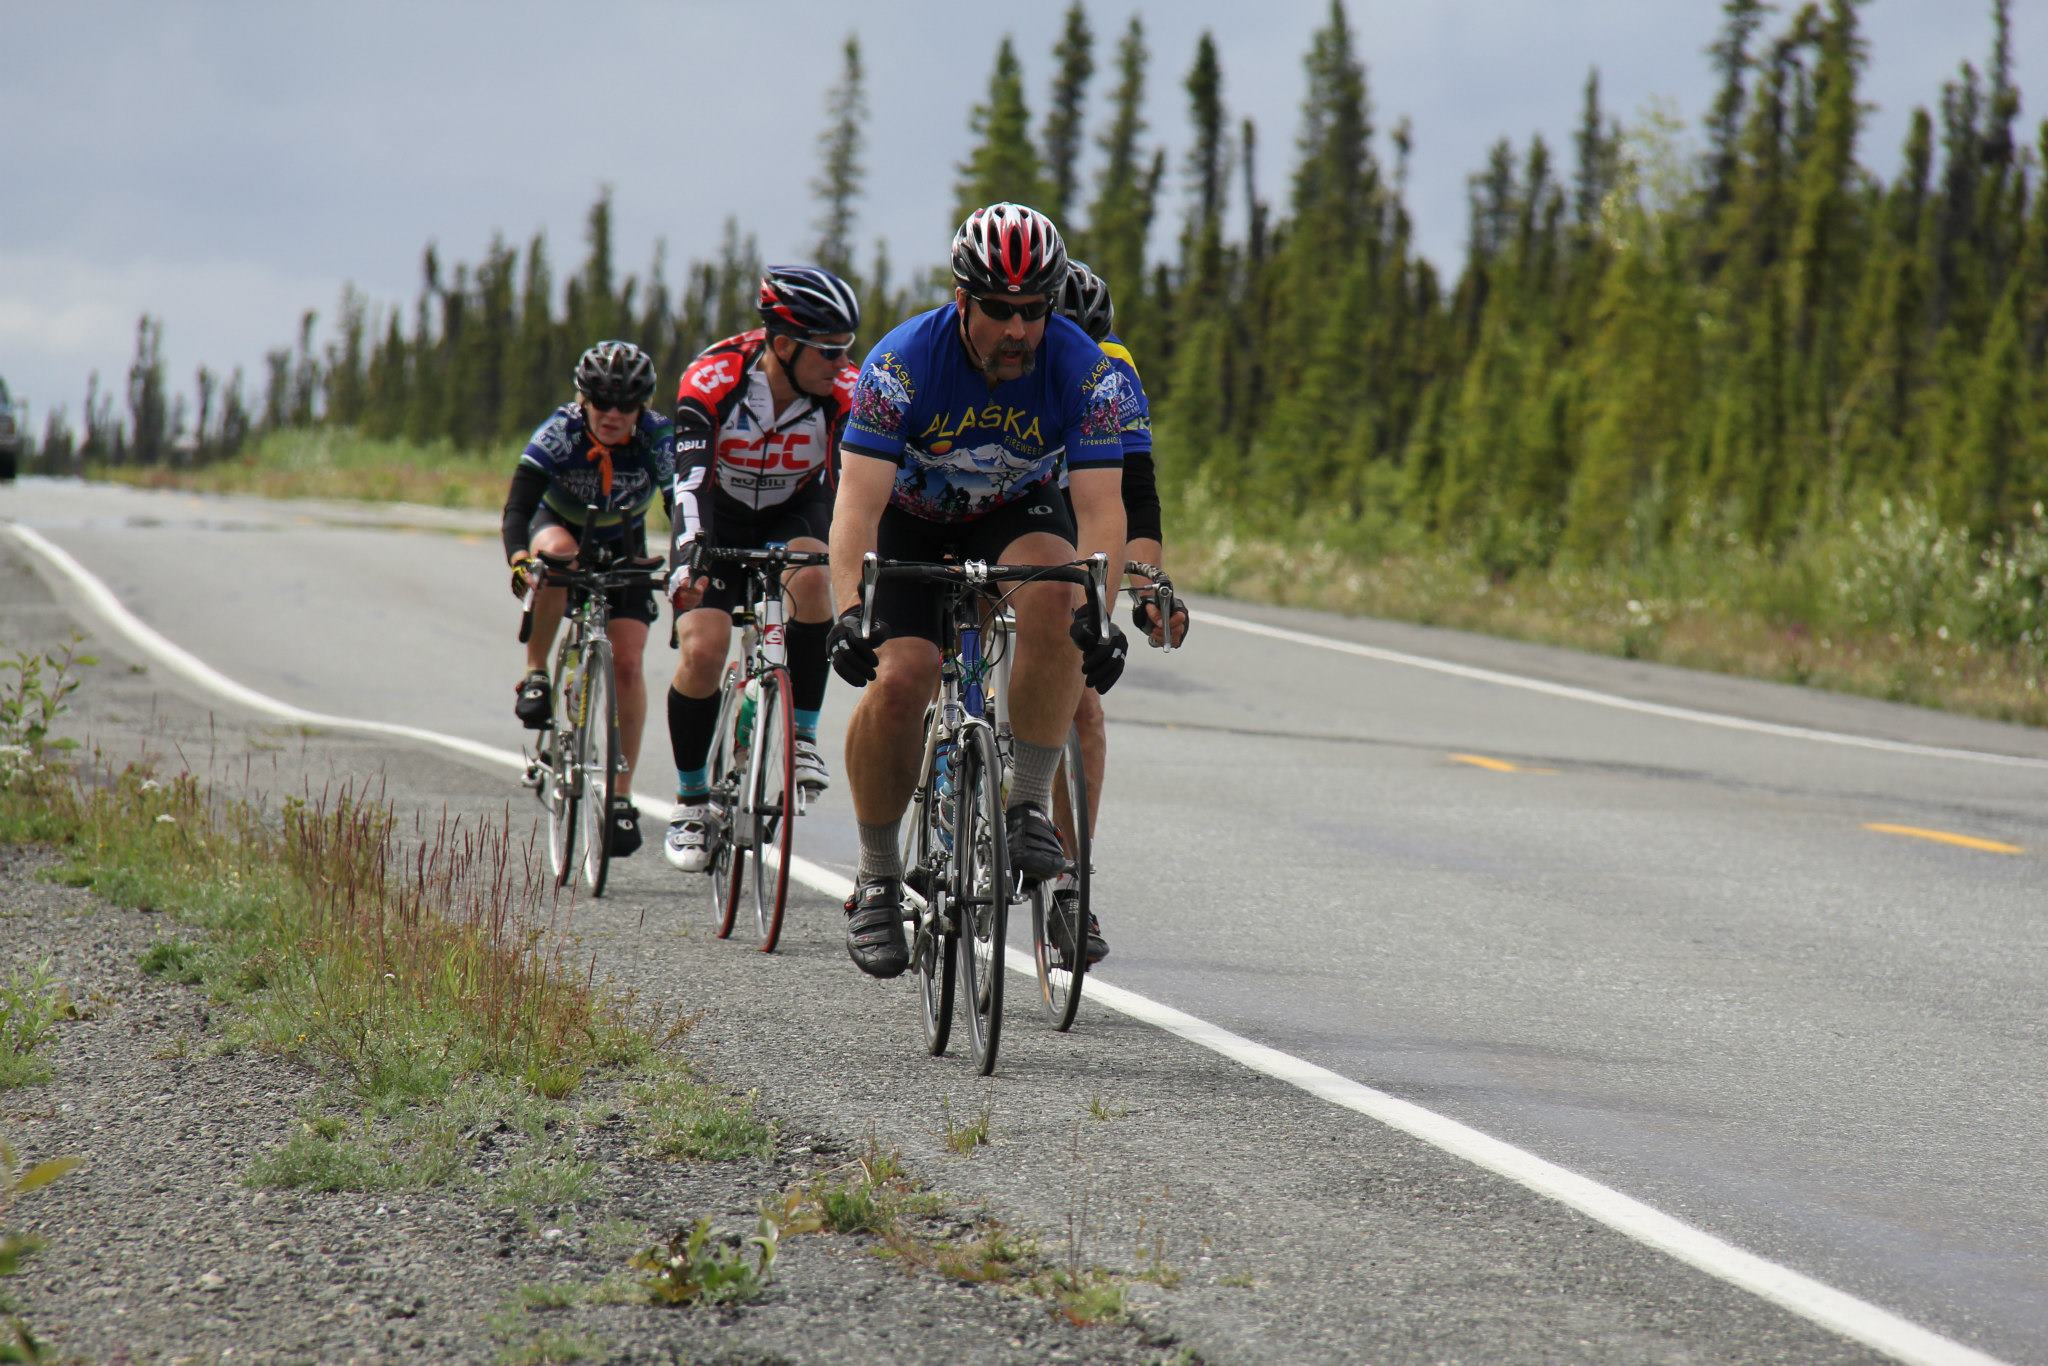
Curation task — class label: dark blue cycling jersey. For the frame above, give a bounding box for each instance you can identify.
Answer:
[1098,333,1152,457]
[842,306,1122,521]
[517,403,677,535]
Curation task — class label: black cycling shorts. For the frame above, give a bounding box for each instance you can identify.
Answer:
[528,506,659,627]
[693,484,834,616]
[871,480,1077,646]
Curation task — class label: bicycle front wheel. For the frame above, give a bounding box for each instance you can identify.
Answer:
[707,663,743,938]
[954,724,1009,1076]
[545,639,580,887]
[906,706,953,1057]
[577,639,616,898]
[1034,726,1091,1030]
[746,668,795,952]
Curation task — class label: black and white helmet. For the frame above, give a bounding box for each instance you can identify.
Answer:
[1056,260,1114,343]
[757,266,861,337]
[573,340,655,409]
[951,202,1068,297]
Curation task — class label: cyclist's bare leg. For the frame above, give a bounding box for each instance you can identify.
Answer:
[671,609,733,699]
[523,524,578,673]
[997,531,1084,750]
[607,617,649,796]
[843,637,940,826]
[1068,687,1106,844]
[782,537,831,623]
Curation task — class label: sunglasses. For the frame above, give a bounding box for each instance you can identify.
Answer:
[972,295,1054,322]
[584,398,641,414]
[785,335,856,362]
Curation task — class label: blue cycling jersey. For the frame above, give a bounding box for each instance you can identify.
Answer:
[842,307,1122,521]
[1098,333,1152,457]
[518,403,677,533]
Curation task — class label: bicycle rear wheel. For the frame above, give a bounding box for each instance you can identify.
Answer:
[1033,726,1091,1030]
[906,708,954,1057]
[954,724,1009,1076]
[578,639,616,898]
[746,668,795,951]
[545,637,580,887]
[707,663,743,938]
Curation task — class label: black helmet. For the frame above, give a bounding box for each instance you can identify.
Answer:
[757,266,861,337]
[1056,260,1114,343]
[573,340,655,409]
[951,202,1068,297]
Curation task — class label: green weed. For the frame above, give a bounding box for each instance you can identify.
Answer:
[940,1093,992,1153]
[0,961,71,1090]
[630,1215,780,1307]
[626,1067,775,1162]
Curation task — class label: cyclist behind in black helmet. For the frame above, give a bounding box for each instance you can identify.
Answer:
[503,340,677,857]
[660,267,860,872]
[1050,261,1191,967]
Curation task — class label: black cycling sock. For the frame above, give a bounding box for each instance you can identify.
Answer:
[787,618,830,718]
[667,686,723,774]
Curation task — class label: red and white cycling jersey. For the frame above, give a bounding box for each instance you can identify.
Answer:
[671,330,856,544]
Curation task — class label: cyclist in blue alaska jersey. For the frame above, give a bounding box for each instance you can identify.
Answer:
[502,340,677,857]
[1049,261,1192,967]
[825,202,1130,979]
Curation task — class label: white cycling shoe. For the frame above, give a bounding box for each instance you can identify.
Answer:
[664,801,723,872]
[793,736,831,794]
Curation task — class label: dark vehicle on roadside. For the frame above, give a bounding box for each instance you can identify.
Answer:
[0,376,21,481]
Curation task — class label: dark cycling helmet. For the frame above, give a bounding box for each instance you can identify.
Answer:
[573,340,656,409]
[1056,260,1114,343]
[951,202,1068,297]
[757,266,861,337]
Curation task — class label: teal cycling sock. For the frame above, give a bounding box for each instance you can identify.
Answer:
[795,708,822,739]
[676,766,710,802]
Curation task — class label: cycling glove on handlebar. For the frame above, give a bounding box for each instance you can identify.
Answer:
[827,606,891,687]
[1069,608,1128,694]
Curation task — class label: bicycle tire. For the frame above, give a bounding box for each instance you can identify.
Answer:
[545,634,580,887]
[747,668,796,951]
[907,707,954,1057]
[955,724,1009,1076]
[707,663,743,938]
[578,638,616,898]
[1033,726,1091,1030]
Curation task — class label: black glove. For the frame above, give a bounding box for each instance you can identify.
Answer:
[509,552,538,600]
[1069,606,1128,694]
[1130,588,1191,647]
[827,606,891,687]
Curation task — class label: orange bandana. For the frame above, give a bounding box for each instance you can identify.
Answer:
[584,439,614,498]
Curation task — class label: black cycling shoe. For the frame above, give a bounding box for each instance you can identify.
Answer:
[514,669,552,730]
[1051,887,1108,967]
[1005,803,1066,884]
[608,799,642,857]
[844,876,910,978]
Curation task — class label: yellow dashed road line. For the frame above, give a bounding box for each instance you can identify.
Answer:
[1863,823,2024,855]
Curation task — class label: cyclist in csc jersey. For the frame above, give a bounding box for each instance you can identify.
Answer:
[503,340,677,857]
[1050,260,1192,965]
[825,202,1130,979]
[661,267,860,871]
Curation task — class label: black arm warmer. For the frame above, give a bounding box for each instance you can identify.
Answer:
[1121,447,1163,544]
[501,465,549,562]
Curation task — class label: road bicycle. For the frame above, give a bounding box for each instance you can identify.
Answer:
[518,526,666,898]
[857,550,1112,1075]
[694,544,831,953]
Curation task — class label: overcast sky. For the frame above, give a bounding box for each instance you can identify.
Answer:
[3,0,2040,433]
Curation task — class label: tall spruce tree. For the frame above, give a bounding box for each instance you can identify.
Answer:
[813,35,867,274]
[1084,17,1158,314]
[1041,4,1094,220]
[955,37,1049,222]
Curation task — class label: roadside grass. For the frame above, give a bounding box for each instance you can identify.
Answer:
[1,638,1193,1345]
[1167,478,2048,729]
[90,429,505,511]
[0,962,72,1091]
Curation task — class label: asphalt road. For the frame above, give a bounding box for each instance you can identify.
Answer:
[7,476,2044,1364]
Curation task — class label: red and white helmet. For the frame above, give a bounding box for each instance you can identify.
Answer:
[950,202,1068,297]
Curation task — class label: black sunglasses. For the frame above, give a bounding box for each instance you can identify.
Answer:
[972,295,1054,322]
[785,335,856,362]
[583,397,642,414]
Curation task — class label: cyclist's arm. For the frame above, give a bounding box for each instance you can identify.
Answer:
[829,451,898,615]
[668,403,716,573]
[501,464,548,562]
[1069,467,1127,592]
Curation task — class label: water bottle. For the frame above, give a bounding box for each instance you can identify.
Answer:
[932,738,955,852]
[735,676,760,751]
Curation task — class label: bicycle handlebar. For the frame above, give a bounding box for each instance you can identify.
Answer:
[695,545,830,571]
[1124,560,1183,655]
[857,553,1111,644]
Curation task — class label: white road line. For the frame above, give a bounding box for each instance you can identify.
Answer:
[6,522,2007,1366]
[1205,610,2048,771]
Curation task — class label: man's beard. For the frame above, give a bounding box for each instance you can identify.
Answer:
[980,342,1036,382]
